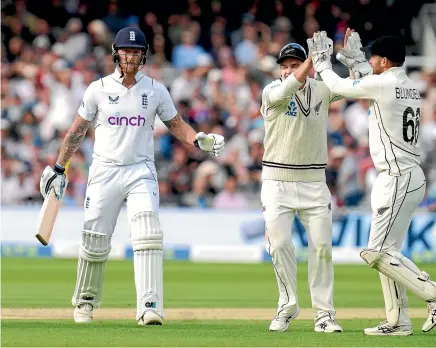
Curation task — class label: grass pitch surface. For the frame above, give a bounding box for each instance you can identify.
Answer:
[1,258,435,347]
[2,319,434,347]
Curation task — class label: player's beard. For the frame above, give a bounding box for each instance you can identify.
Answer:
[369,57,383,75]
[120,61,140,75]
[372,64,383,75]
[118,55,143,76]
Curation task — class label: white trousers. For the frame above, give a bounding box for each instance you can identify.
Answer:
[72,160,161,315]
[261,180,335,317]
[367,166,426,326]
[368,166,426,251]
[84,160,159,234]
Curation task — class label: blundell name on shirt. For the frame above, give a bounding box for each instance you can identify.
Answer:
[395,87,421,100]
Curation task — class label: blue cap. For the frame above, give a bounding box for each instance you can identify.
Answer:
[113,27,147,50]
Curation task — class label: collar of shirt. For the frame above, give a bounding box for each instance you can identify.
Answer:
[297,77,310,94]
[381,66,405,76]
[111,68,145,83]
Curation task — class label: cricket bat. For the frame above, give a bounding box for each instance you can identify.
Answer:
[35,161,70,246]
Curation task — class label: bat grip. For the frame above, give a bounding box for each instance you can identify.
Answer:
[64,160,71,175]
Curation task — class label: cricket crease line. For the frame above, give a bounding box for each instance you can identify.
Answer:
[1,308,428,320]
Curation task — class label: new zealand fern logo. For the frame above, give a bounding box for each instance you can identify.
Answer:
[285,100,297,116]
[314,101,322,115]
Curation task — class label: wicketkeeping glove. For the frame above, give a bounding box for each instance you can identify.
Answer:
[194,132,225,157]
[336,31,373,78]
[307,31,334,73]
[40,164,69,200]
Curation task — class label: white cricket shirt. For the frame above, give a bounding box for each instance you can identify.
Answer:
[78,69,177,165]
[320,67,421,176]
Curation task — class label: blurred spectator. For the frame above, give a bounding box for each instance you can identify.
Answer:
[343,99,370,142]
[234,21,259,67]
[171,30,205,70]
[103,0,126,35]
[213,175,249,209]
[170,67,200,104]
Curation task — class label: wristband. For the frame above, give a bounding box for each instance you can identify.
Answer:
[54,163,66,175]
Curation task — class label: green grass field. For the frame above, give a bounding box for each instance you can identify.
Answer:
[1,258,436,347]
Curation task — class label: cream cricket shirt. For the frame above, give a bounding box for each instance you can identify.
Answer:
[261,75,342,182]
[320,67,421,176]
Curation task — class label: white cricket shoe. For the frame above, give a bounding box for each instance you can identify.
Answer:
[422,302,436,332]
[73,303,93,323]
[138,310,163,326]
[314,311,343,333]
[269,308,300,332]
[364,320,413,336]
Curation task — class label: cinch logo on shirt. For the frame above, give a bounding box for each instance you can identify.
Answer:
[108,112,146,126]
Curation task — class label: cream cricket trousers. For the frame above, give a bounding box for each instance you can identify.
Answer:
[366,166,426,327]
[368,165,426,251]
[261,180,335,318]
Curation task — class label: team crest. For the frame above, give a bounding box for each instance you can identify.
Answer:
[141,93,148,109]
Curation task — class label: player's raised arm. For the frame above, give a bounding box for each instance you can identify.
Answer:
[308,31,381,100]
[320,69,381,100]
[265,44,313,106]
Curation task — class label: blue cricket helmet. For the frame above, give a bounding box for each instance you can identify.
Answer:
[112,27,148,64]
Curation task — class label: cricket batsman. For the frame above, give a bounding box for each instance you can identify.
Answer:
[260,41,365,332]
[39,27,225,325]
[307,29,436,335]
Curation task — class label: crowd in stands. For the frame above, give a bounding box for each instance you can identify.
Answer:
[2,0,436,212]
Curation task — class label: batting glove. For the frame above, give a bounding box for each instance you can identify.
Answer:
[194,132,225,157]
[336,31,373,78]
[40,164,69,200]
[307,31,333,73]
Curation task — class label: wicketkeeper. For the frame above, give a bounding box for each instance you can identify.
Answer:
[307,28,436,335]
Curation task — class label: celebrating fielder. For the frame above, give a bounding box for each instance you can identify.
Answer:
[308,29,436,335]
[260,41,362,333]
[39,27,225,325]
